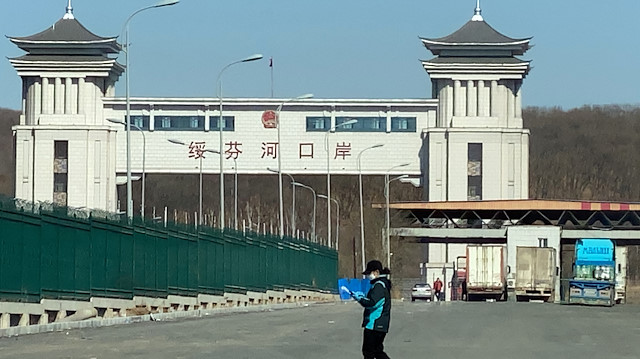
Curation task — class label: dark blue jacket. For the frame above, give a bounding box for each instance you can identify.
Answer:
[357,276,391,332]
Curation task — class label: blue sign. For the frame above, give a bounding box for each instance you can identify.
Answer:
[576,239,614,264]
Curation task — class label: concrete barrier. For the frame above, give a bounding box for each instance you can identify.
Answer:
[0,290,338,337]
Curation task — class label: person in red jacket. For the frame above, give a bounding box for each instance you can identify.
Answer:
[433,278,443,301]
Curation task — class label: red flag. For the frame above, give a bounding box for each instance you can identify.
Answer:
[269,57,273,67]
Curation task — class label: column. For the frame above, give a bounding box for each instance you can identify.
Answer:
[477,80,487,117]
[149,104,155,131]
[515,82,523,119]
[506,80,514,125]
[34,79,42,120]
[26,80,34,124]
[77,77,85,115]
[467,80,476,117]
[41,78,50,115]
[204,105,210,132]
[65,78,73,114]
[54,77,63,114]
[453,80,462,117]
[490,80,498,117]
[445,81,454,127]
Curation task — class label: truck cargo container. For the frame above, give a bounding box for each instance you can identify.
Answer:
[515,247,556,302]
[466,245,507,301]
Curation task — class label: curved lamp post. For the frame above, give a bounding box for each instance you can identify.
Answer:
[292,181,316,242]
[122,0,180,220]
[108,119,146,218]
[325,119,357,248]
[216,53,263,230]
[357,144,384,272]
[318,194,339,250]
[168,139,220,225]
[268,167,296,236]
[276,94,313,237]
[384,163,410,267]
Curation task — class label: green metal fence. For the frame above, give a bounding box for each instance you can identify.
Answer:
[0,197,337,303]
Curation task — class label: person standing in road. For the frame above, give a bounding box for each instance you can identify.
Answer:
[351,260,392,359]
[433,277,444,301]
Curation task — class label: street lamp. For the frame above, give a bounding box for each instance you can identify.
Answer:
[385,163,410,267]
[231,157,238,230]
[168,139,220,225]
[122,0,180,220]
[267,167,296,236]
[108,119,146,218]
[216,53,263,230]
[276,94,313,238]
[357,144,384,271]
[292,181,316,242]
[325,118,357,248]
[318,194,339,250]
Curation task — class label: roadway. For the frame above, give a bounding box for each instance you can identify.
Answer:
[1,301,639,358]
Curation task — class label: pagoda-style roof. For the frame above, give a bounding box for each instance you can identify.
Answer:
[421,20,531,56]
[9,17,120,54]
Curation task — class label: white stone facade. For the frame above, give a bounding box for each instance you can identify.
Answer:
[10,9,532,212]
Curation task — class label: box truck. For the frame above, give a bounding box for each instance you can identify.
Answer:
[515,247,556,302]
[466,245,506,301]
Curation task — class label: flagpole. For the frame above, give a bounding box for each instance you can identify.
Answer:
[270,57,274,98]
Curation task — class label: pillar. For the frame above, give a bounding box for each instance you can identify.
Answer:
[54,77,63,114]
[41,77,50,115]
[490,80,498,117]
[467,80,476,117]
[65,77,73,114]
[453,80,463,117]
[77,77,85,115]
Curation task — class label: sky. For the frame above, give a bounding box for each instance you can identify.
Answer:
[0,0,639,110]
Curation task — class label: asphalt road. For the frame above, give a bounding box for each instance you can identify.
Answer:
[1,301,639,358]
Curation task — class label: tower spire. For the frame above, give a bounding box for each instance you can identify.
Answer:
[63,0,75,20]
[471,0,483,21]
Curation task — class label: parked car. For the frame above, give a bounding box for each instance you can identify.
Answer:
[411,283,434,302]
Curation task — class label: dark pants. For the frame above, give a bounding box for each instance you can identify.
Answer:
[362,329,390,359]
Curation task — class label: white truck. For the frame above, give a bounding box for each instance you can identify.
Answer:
[515,247,556,302]
[466,245,507,301]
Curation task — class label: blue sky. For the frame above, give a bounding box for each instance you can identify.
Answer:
[1,0,639,110]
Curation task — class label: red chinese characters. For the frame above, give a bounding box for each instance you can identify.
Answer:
[188,141,206,159]
[261,142,278,159]
[225,141,243,159]
[334,142,352,160]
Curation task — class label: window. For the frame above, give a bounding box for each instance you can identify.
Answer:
[128,115,150,130]
[467,143,482,201]
[391,117,417,132]
[154,116,205,131]
[335,117,386,132]
[53,141,68,206]
[209,116,235,131]
[538,238,548,248]
[306,117,330,131]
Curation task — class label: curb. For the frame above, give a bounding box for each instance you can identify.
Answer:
[0,301,333,338]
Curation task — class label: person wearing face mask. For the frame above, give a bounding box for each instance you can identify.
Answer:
[351,259,392,359]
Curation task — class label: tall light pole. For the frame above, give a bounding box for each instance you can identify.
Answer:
[268,168,296,236]
[122,0,180,220]
[168,139,220,225]
[292,181,316,242]
[232,157,238,230]
[357,144,384,271]
[216,53,263,230]
[276,94,313,238]
[108,119,146,218]
[318,195,339,250]
[325,119,357,248]
[385,163,410,267]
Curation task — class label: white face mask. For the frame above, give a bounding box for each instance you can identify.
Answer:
[368,273,377,281]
